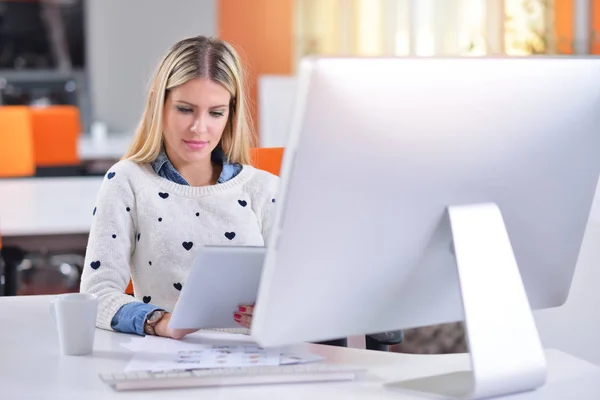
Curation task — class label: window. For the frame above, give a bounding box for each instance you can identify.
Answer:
[295,0,561,62]
[505,0,548,55]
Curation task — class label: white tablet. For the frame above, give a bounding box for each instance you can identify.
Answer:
[168,246,265,330]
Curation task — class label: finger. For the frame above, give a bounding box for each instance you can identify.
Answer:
[235,319,251,329]
[233,312,252,327]
[237,304,254,314]
[170,329,188,340]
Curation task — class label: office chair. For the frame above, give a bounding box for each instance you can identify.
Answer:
[30,105,83,176]
[0,106,36,177]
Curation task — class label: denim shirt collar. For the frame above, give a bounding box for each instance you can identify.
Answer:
[150,146,239,186]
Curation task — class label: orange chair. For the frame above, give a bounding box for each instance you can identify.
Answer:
[0,106,36,178]
[124,147,285,296]
[29,106,81,168]
[250,147,284,176]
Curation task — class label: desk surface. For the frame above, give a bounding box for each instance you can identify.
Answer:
[1,295,600,399]
[0,132,129,237]
[0,176,101,237]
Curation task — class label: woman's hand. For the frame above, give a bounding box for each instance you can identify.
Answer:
[154,312,198,340]
[234,304,254,328]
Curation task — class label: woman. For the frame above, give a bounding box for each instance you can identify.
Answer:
[80,35,276,339]
[81,35,402,347]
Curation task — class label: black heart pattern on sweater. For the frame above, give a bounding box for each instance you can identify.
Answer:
[93,207,97,216]
[90,261,101,270]
[107,172,116,179]
[224,232,236,240]
[238,200,247,207]
[137,233,141,241]
[182,241,194,251]
[159,192,169,199]
[173,283,182,291]
[143,296,151,303]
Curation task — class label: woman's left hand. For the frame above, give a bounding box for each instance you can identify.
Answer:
[234,304,254,328]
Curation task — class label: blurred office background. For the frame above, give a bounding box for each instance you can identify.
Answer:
[2,0,598,140]
[1,0,599,358]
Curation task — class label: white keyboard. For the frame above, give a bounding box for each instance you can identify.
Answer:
[100,364,365,391]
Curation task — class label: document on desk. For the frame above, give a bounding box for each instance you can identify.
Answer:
[121,331,324,372]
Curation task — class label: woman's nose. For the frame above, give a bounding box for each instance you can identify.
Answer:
[191,116,208,133]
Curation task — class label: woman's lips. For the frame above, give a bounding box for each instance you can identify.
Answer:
[183,139,208,150]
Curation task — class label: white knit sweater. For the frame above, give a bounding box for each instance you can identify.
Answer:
[80,160,279,330]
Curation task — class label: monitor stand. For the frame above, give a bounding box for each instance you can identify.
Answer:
[385,203,547,400]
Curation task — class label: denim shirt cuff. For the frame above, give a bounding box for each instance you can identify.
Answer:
[111,302,164,336]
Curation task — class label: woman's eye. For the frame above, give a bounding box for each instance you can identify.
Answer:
[176,106,193,114]
[210,111,225,117]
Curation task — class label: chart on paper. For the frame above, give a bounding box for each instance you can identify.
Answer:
[121,332,323,372]
[175,344,278,367]
[124,342,281,372]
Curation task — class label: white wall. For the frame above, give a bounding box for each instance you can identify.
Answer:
[534,183,600,366]
[258,75,297,147]
[86,0,217,133]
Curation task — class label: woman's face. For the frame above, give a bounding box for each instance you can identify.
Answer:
[162,77,231,167]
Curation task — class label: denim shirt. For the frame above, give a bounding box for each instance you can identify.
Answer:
[111,148,403,345]
[150,146,242,186]
[110,147,242,335]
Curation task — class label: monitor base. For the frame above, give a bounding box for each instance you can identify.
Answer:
[385,203,547,400]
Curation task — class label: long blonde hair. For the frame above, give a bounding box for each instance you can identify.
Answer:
[124,36,255,164]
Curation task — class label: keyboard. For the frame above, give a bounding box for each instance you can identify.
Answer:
[100,364,365,391]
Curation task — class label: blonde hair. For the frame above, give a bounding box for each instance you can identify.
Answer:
[124,36,255,164]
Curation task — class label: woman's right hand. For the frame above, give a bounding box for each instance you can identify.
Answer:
[154,312,198,340]
[234,304,254,328]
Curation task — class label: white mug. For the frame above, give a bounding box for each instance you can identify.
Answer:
[50,293,98,356]
[91,121,108,146]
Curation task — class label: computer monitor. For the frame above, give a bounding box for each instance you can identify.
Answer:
[251,57,600,399]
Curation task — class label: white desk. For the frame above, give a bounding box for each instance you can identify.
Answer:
[0,133,130,236]
[0,177,101,237]
[1,295,600,399]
